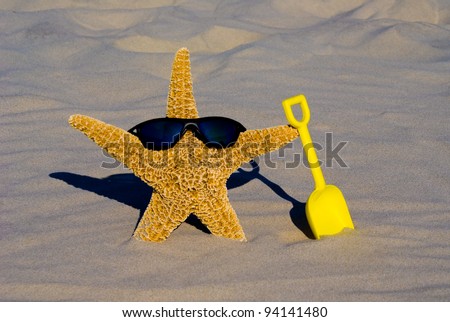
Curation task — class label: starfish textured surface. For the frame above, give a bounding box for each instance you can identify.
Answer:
[69,48,298,242]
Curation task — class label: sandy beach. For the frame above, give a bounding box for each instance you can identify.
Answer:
[1,0,449,301]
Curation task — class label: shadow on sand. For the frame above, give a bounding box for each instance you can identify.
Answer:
[50,160,314,239]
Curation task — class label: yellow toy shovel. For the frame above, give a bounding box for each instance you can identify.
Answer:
[282,94,354,239]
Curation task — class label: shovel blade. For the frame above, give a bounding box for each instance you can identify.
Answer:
[306,185,354,239]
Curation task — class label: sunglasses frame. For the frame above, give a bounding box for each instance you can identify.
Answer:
[128,116,246,150]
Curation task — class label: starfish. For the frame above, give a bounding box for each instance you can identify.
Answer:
[69,48,298,242]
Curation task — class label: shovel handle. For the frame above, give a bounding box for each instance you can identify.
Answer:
[282,94,310,129]
[282,94,326,190]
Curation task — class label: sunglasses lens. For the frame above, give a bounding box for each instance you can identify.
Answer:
[198,117,246,148]
[130,119,184,149]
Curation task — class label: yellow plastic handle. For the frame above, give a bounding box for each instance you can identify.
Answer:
[282,94,310,129]
[282,94,326,190]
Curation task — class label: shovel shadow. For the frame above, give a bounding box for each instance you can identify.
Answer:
[50,160,314,239]
[228,160,314,239]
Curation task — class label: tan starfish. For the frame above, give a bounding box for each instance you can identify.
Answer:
[69,48,298,242]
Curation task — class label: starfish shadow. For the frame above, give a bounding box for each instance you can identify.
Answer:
[50,161,314,239]
[49,172,209,234]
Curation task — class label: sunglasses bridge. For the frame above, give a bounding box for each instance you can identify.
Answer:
[180,122,213,145]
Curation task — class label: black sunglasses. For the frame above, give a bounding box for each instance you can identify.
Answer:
[128,117,246,150]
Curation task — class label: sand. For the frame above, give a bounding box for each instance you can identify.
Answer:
[1,0,449,301]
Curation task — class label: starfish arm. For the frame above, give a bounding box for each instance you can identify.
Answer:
[133,193,190,242]
[231,125,299,166]
[166,48,199,119]
[68,114,159,184]
[196,194,247,241]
